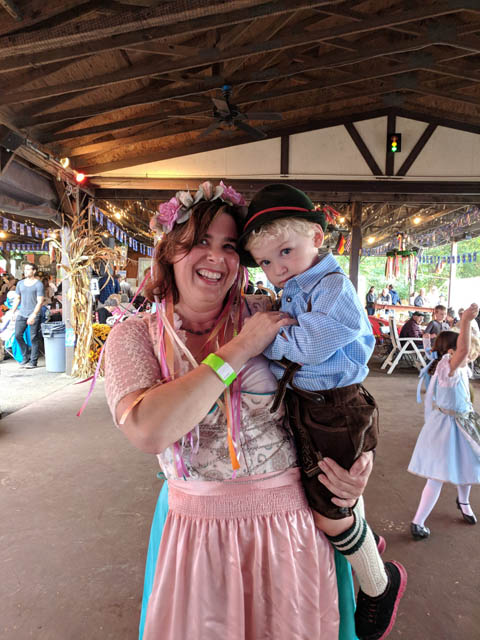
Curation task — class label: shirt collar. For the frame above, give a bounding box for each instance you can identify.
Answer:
[285,252,341,294]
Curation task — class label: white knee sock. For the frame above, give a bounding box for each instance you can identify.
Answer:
[327,513,388,597]
[354,495,366,519]
[413,479,443,526]
[457,484,474,516]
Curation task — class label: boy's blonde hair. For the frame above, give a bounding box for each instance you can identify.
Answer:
[245,217,321,254]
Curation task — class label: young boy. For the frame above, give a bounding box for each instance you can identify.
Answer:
[239,184,407,640]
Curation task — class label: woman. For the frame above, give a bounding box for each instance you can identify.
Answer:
[366,286,376,316]
[104,182,373,640]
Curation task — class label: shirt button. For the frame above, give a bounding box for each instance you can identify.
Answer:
[286,296,292,302]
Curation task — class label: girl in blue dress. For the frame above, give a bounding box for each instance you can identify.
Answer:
[409,303,480,540]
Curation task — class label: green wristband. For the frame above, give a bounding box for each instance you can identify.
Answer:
[202,353,237,387]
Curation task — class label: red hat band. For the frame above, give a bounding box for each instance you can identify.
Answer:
[244,206,311,231]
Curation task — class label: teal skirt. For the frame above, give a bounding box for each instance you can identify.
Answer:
[139,481,358,640]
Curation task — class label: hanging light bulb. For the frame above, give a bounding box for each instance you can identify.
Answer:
[367,236,375,244]
[339,216,345,224]
[114,212,122,220]
[0,231,6,239]
[75,172,86,183]
[59,157,70,169]
[413,216,421,225]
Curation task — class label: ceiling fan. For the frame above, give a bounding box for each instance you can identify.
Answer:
[199,84,282,139]
[169,84,281,139]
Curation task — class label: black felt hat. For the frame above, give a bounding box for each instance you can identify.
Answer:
[238,183,326,267]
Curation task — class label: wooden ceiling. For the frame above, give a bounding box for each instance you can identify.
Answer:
[0,0,479,177]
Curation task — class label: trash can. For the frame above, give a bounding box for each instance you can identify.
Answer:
[41,322,66,372]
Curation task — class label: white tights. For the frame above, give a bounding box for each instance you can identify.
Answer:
[413,479,474,526]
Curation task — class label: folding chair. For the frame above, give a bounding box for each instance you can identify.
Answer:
[381,315,427,374]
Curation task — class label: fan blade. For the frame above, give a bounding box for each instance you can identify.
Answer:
[166,114,211,120]
[234,120,267,140]
[198,120,223,138]
[212,97,230,114]
[245,112,283,121]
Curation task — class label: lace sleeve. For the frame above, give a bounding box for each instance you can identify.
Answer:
[435,354,460,387]
[104,316,162,425]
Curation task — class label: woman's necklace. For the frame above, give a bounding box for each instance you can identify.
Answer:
[182,324,215,336]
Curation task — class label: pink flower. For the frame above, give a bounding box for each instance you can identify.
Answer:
[219,180,246,206]
[156,197,182,232]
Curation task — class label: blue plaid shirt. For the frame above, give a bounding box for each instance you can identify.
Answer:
[263,253,375,390]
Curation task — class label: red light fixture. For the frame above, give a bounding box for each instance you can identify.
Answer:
[75,172,86,183]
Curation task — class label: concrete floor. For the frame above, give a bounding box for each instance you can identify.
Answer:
[1,360,479,639]
[0,355,72,417]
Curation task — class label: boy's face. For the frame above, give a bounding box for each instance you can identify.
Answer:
[250,225,323,288]
[434,308,446,322]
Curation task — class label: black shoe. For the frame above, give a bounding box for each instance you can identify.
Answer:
[410,522,430,539]
[456,497,477,524]
[355,561,407,640]
[24,363,37,369]
[19,360,29,367]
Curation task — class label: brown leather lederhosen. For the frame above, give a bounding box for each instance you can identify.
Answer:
[270,272,379,520]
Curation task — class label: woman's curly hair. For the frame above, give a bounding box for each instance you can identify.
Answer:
[144,200,244,304]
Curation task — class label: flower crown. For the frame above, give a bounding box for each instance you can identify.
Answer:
[150,180,246,235]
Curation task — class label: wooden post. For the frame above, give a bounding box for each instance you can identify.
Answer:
[447,240,457,308]
[61,224,74,375]
[349,201,362,291]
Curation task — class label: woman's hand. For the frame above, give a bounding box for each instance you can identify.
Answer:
[317,451,373,507]
[235,311,297,360]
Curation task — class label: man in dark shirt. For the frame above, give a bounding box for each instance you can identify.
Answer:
[11,263,44,368]
[399,311,424,347]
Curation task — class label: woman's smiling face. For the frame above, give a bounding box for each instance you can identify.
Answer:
[173,211,240,309]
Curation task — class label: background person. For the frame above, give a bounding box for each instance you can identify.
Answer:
[388,284,401,305]
[409,304,480,540]
[399,311,425,347]
[424,305,449,337]
[104,183,374,640]
[10,263,44,369]
[414,288,427,307]
[366,286,376,316]
[119,274,133,299]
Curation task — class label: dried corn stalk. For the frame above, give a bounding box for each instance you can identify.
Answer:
[48,207,121,378]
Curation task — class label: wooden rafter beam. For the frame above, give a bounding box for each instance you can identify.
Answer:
[18,34,480,128]
[1,4,475,106]
[396,123,437,177]
[60,100,480,174]
[91,178,480,207]
[0,0,336,71]
[344,122,383,176]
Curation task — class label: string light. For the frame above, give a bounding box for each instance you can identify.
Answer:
[413,216,421,225]
[75,172,86,183]
[0,231,6,239]
[367,236,375,244]
[59,157,70,169]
